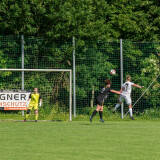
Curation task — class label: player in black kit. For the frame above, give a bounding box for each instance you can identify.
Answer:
[89,79,121,123]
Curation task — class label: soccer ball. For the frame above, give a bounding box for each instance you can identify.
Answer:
[110,69,116,75]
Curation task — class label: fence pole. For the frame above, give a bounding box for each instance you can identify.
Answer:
[21,35,25,116]
[69,70,72,121]
[120,39,124,119]
[73,37,76,117]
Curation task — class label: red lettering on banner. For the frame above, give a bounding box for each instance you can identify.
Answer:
[0,101,29,107]
[0,91,30,110]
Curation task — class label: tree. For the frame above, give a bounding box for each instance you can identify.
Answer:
[1,0,160,41]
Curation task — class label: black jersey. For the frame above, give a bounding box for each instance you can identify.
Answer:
[96,87,112,106]
[97,87,112,101]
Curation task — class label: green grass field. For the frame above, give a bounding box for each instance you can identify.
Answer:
[0,120,160,160]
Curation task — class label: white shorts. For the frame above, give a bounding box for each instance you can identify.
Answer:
[119,95,131,105]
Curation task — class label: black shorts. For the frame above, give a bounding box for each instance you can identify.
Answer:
[96,97,104,106]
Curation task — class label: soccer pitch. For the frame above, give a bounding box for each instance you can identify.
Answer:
[0,120,160,160]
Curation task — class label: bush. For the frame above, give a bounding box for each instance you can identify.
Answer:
[140,108,160,119]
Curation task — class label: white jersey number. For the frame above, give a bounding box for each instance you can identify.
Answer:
[101,88,105,93]
[123,83,129,92]
[121,82,134,96]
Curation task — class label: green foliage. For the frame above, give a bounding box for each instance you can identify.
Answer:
[140,107,160,119]
[140,53,160,106]
[1,0,160,41]
[0,35,160,115]
[1,0,160,116]
[76,45,115,99]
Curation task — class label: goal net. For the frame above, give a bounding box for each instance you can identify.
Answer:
[0,69,72,121]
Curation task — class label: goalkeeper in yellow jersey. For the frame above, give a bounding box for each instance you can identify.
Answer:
[23,88,42,122]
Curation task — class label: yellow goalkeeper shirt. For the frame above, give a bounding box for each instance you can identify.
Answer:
[29,93,42,106]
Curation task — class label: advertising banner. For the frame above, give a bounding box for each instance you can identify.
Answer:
[0,90,31,110]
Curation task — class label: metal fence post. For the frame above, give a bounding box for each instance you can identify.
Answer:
[120,39,124,119]
[69,70,72,121]
[21,35,25,116]
[73,37,76,117]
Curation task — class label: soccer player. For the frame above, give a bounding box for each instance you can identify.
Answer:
[89,79,121,123]
[113,75,144,120]
[23,88,42,122]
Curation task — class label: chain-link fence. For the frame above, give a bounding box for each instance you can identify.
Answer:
[0,35,160,120]
[122,41,160,117]
[76,40,121,115]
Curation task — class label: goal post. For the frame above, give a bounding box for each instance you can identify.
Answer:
[0,69,72,122]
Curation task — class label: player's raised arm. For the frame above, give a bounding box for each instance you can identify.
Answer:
[117,88,122,99]
[132,84,144,89]
[39,95,42,107]
[110,89,121,95]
